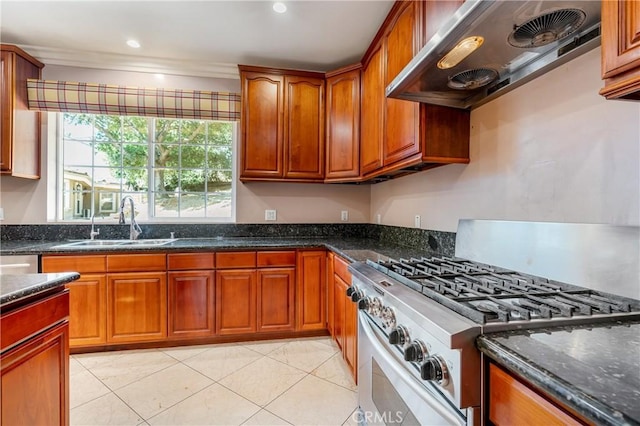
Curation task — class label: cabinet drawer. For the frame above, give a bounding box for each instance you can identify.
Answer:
[42,255,107,274]
[107,254,166,272]
[216,252,256,269]
[257,251,296,267]
[334,255,351,283]
[167,253,215,270]
[1,290,69,351]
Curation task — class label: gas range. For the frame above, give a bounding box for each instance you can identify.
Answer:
[367,256,640,329]
[349,253,640,424]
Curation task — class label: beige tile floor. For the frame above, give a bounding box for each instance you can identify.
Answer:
[70,336,358,426]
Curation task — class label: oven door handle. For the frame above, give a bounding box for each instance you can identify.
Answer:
[359,314,466,425]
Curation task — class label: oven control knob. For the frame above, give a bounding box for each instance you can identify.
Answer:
[420,355,449,386]
[351,290,365,303]
[388,325,410,346]
[403,340,428,363]
[358,297,382,315]
[358,297,371,311]
[380,306,396,329]
[346,286,356,297]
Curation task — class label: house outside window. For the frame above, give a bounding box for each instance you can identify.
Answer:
[58,113,236,222]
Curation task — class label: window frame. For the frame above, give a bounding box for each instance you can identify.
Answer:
[51,113,237,223]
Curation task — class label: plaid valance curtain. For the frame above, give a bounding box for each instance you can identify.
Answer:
[26,79,240,121]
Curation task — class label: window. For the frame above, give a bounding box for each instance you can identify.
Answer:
[58,113,235,222]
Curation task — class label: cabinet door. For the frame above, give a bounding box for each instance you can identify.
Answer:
[67,274,107,347]
[0,47,42,178]
[602,1,640,79]
[257,268,295,332]
[489,363,582,425]
[216,270,257,335]
[283,75,325,180]
[600,0,640,99]
[168,270,215,338]
[240,72,284,179]
[334,274,347,351]
[0,51,13,173]
[327,252,335,337]
[384,2,420,166]
[360,46,385,176]
[1,321,69,426]
[296,250,326,330]
[107,272,167,343]
[325,67,360,181]
[343,277,358,380]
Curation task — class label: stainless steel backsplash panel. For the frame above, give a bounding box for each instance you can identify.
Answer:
[455,220,640,300]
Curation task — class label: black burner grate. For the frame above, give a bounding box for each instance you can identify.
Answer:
[367,257,640,324]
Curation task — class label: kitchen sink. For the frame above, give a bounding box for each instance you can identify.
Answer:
[53,239,177,249]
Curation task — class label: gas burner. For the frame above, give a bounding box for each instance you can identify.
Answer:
[367,256,640,325]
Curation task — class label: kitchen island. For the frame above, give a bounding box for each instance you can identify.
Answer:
[1,272,79,425]
[478,321,640,426]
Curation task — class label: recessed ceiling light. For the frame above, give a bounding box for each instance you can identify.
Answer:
[273,2,286,13]
[155,73,165,80]
[126,39,141,48]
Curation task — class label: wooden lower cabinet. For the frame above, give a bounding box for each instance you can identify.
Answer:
[168,270,215,338]
[488,363,583,425]
[42,255,108,348]
[216,269,257,335]
[107,272,167,343]
[332,254,357,380]
[67,275,107,346]
[343,282,358,376]
[257,268,295,332]
[1,290,70,426]
[333,274,347,351]
[296,250,326,330]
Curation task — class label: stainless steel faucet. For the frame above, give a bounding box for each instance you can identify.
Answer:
[119,196,142,240]
[89,214,100,240]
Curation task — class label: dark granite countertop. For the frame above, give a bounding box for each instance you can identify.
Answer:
[478,321,640,426]
[0,237,443,263]
[1,272,80,307]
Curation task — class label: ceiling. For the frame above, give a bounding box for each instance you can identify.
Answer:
[0,1,394,79]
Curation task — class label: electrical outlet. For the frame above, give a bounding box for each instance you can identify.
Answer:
[414,215,421,228]
[265,209,277,221]
[341,210,349,221]
[376,214,381,224]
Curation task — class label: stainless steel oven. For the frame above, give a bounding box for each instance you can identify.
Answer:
[358,313,471,426]
[350,262,481,426]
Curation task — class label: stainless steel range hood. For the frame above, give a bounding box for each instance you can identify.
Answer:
[386,0,601,110]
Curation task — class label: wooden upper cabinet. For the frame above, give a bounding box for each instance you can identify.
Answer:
[325,65,361,182]
[384,1,420,167]
[240,70,284,179]
[360,46,385,176]
[239,65,325,182]
[1,44,44,179]
[284,75,325,180]
[600,0,640,100]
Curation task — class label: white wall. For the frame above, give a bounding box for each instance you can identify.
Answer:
[371,48,640,232]
[0,65,370,224]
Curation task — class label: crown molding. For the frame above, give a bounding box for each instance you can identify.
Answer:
[17,44,240,80]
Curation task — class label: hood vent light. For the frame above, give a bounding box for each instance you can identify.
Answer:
[437,36,484,70]
[448,68,498,91]
[508,8,587,48]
